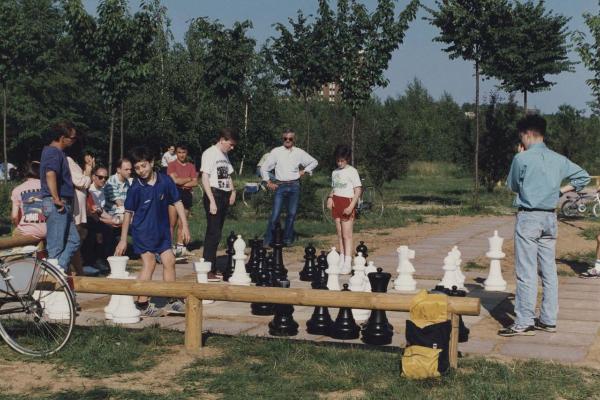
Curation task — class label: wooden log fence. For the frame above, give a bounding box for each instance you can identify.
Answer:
[72,277,480,368]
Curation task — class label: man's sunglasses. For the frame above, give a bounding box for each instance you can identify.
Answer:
[95,175,108,180]
[283,137,294,142]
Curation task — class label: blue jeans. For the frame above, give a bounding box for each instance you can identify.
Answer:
[265,181,300,246]
[514,211,558,328]
[42,197,80,270]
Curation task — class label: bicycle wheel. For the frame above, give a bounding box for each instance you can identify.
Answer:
[322,192,332,222]
[593,202,600,218]
[560,200,578,218]
[357,187,384,220]
[0,258,75,356]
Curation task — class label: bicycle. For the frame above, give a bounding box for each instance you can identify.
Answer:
[0,248,76,356]
[321,183,384,222]
[560,190,600,218]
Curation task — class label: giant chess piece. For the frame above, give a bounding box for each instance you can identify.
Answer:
[437,251,460,291]
[42,258,76,320]
[251,270,275,315]
[450,246,466,291]
[193,258,215,304]
[229,235,251,285]
[223,231,237,282]
[103,256,141,324]
[268,280,299,336]
[394,245,417,292]
[299,243,317,281]
[484,230,507,291]
[312,251,329,289]
[246,237,261,274]
[364,260,377,292]
[271,223,288,281]
[329,284,360,340]
[356,241,369,258]
[326,247,341,291]
[251,247,267,283]
[306,259,334,335]
[361,268,394,345]
[349,253,370,321]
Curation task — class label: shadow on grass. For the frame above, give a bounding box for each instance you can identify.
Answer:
[398,195,462,205]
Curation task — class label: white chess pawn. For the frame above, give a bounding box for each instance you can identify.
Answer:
[350,255,370,321]
[326,247,340,273]
[326,247,341,291]
[41,258,72,320]
[394,245,417,292]
[229,235,251,285]
[364,260,377,292]
[439,252,460,290]
[104,256,140,324]
[193,258,215,304]
[450,246,466,290]
[484,230,507,291]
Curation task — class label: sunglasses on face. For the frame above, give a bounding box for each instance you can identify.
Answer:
[283,137,294,142]
[95,175,108,180]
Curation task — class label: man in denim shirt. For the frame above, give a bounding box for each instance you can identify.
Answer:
[40,122,80,273]
[499,115,590,336]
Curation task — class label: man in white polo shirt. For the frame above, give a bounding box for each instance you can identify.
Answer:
[260,129,318,246]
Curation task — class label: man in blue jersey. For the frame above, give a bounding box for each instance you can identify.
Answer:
[115,146,190,317]
[498,115,590,337]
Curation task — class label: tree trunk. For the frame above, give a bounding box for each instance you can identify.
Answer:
[120,101,124,160]
[239,100,249,175]
[351,113,356,166]
[474,62,480,208]
[523,91,528,115]
[2,83,7,183]
[304,96,311,152]
[108,107,116,172]
[224,97,229,126]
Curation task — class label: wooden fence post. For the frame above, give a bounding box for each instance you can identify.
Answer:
[185,295,203,353]
[449,313,460,369]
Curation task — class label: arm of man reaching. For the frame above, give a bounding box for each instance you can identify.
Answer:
[228,177,236,205]
[114,211,132,256]
[173,200,190,243]
[201,172,217,215]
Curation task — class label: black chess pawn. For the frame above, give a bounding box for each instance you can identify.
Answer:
[245,238,256,271]
[299,243,317,281]
[271,224,287,281]
[361,268,394,345]
[251,247,267,283]
[223,231,237,281]
[311,251,329,289]
[306,261,333,335]
[329,284,360,340]
[356,241,368,258]
[251,271,275,315]
[268,280,299,336]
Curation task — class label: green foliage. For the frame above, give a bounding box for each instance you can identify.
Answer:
[479,93,520,192]
[574,2,600,114]
[486,0,574,110]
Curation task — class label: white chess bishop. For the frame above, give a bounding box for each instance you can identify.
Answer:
[484,230,507,291]
[229,235,251,285]
[326,247,341,290]
[349,253,370,321]
[394,245,417,292]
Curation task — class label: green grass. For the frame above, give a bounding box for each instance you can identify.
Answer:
[1,326,599,399]
[0,324,181,378]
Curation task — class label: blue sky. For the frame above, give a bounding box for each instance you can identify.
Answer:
[84,0,600,114]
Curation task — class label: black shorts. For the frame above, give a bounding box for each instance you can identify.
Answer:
[178,188,193,210]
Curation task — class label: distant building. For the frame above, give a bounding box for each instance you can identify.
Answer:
[319,82,340,103]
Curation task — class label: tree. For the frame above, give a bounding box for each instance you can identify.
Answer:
[427,0,511,206]
[65,0,157,168]
[574,1,600,114]
[0,0,60,180]
[486,0,573,113]
[479,93,519,192]
[186,17,255,126]
[270,0,336,152]
[332,0,419,165]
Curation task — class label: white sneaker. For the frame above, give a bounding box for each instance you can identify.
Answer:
[340,256,352,275]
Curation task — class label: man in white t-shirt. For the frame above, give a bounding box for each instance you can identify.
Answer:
[161,145,176,172]
[200,128,239,281]
[260,129,318,246]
